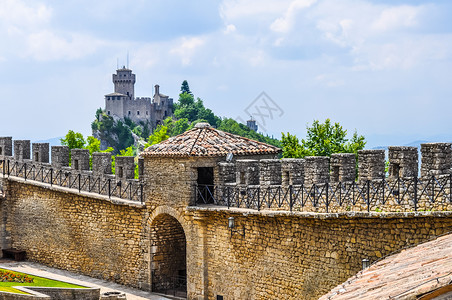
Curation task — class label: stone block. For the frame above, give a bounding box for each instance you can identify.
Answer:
[330,153,356,183]
[304,156,329,185]
[358,150,385,181]
[71,149,90,171]
[0,137,12,158]
[281,158,304,185]
[13,140,30,161]
[388,146,418,178]
[115,156,135,180]
[32,143,49,164]
[51,146,69,168]
[92,152,112,176]
[259,159,281,185]
[236,160,259,185]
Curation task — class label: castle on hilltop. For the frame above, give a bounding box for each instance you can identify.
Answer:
[104,67,173,128]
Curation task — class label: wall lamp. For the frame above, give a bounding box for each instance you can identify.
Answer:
[228,217,245,238]
[362,258,370,270]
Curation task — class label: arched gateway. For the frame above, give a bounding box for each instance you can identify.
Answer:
[150,213,186,296]
[141,122,280,298]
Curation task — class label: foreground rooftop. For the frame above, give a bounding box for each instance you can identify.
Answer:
[320,233,452,299]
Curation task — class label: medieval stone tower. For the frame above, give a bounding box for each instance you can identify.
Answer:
[104,67,173,128]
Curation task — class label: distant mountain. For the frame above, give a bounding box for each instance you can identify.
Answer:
[403,140,430,148]
[33,137,62,147]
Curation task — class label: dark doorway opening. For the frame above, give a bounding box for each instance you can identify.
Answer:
[151,214,187,298]
[197,167,214,204]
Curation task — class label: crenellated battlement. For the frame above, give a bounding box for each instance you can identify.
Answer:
[215,144,452,188]
[0,137,144,202]
[201,143,452,212]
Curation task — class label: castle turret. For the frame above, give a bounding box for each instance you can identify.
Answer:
[113,67,135,99]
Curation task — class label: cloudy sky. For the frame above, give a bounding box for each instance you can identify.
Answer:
[0,0,451,148]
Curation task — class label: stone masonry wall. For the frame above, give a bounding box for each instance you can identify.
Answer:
[2,179,148,288]
[191,207,452,300]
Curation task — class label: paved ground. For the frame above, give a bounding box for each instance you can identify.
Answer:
[0,260,172,300]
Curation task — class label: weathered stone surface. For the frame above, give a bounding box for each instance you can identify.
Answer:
[421,143,452,177]
[304,156,329,184]
[330,153,356,183]
[388,146,418,178]
[0,137,12,158]
[51,146,69,168]
[13,140,30,162]
[358,149,385,181]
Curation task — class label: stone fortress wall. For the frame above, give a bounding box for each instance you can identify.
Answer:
[0,137,143,202]
[212,143,452,212]
[2,135,452,299]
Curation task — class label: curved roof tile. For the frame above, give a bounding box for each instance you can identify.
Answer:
[142,123,281,157]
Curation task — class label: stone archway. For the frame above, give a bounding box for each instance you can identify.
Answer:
[149,209,187,298]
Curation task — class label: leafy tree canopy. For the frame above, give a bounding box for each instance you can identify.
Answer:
[180,80,192,95]
[281,119,366,158]
[61,130,85,150]
[145,125,170,147]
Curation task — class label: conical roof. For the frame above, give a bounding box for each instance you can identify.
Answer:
[142,122,281,158]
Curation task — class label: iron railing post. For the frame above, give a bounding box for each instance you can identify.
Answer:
[140,183,143,204]
[7,160,9,177]
[257,187,260,211]
[289,185,293,211]
[108,179,111,199]
[414,176,418,211]
[24,163,27,181]
[450,173,452,203]
[78,174,81,192]
[326,182,329,213]
[432,175,435,203]
[367,180,370,212]
[50,168,53,186]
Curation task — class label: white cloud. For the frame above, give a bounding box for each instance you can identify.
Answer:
[372,5,421,32]
[26,31,104,61]
[0,0,52,31]
[224,24,236,34]
[220,0,289,21]
[170,37,205,66]
[270,0,317,33]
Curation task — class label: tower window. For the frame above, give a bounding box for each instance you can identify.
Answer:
[146,111,148,115]
[128,111,131,115]
[137,111,140,115]
[107,111,110,115]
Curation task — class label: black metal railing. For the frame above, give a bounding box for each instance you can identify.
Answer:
[0,159,144,203]
[195,175,452,213]
[152,274,187,298]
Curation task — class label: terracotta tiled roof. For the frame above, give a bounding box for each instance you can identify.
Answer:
[142,123,281,157]
[320,233,452,300]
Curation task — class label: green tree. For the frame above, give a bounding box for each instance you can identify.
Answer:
[145,125,169,147]
[180,80,192,95]
[281,133,305,158]
[281,119,366,158]
[61,130,86,150]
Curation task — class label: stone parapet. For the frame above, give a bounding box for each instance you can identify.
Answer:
[330,153,356,183]
[388,146,418,178]
[358,149,385,181]
[32,143,49,164]
[421,143,452,177]
[13,140,30,161]
[304,156,329,184]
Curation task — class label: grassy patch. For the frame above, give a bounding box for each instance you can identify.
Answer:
[0,268,86,294]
